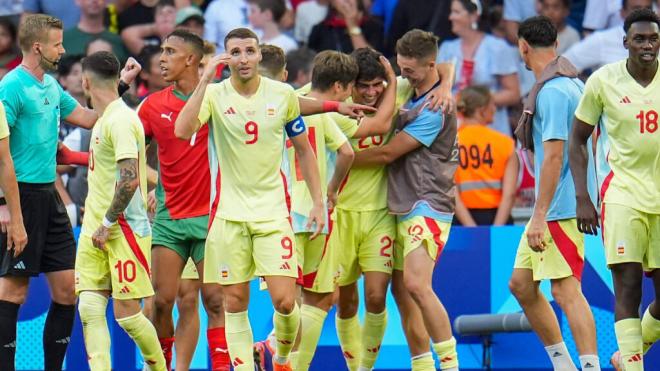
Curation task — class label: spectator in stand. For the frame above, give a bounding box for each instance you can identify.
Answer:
[502,0,539,44]
[85,36,115,55]
[121,0,177,55]
[118,0,159,32]
[137,45,169,99]
[563,0,652,72]
[285,46,315,88]
[438,0,520,136]
[0,0,23,24]
[22,0,81,30]
[308,0,384,53]
[582,0,622,34]
[203,0,250,52]
[294,0,328,44]
[540,0,580,54]
[175,5,205,36]
[64,0,129,64]
[0,18,20,79]
[247,0,298,53]
[514,147,535,209]
[57,55,86,107]
[387,0,452,57]
[370,0,398,38]
[454,85,517,226]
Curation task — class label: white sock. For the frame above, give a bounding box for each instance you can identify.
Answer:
[267,328,276,350]
[579,354,600,370]
[545,342,578,371]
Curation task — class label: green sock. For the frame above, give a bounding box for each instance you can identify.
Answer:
[432,336,459,370]
[116,311,166,370]
[615,318,643,371]
[336,314,361,371]
[273,304,301,364]
[642,307,660,354]
[360,310,387,369]
[296,304,327,370]
[225,311,254,370]
[411,352,436,371]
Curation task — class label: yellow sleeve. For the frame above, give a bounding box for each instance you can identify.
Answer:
[198,84,214,125]
[0,102,8,140]
[110,115,140,162]
[331,113,359,138]
[286,87,301,123]
[324,116,348,152]
[574,73,603,126]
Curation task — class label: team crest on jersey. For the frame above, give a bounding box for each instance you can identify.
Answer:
[266,104,276,116]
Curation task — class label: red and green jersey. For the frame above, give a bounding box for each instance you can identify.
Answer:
[138,86,211,220]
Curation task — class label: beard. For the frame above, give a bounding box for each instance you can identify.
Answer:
[38,54,59,72]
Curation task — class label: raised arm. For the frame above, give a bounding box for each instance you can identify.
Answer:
[351,56,398,138]
[569,119,598,235]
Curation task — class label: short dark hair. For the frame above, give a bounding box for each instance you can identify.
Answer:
[247,0,287,22]
[285,47,315,84]
[539,0,571,8]
[518,16,557,47]
[138,45,161,72]
[351,48,386,82]
[166,28,204,58]
[259,44,286,78]
[624,7,660,33]
[311,50,358,92]
[224,28,260,50]
[58,54,84,77]
[395,29,438,60]
[455,0,482,15]
[0,18,17,44]
[82,51,120,81]
[18,14,63,52]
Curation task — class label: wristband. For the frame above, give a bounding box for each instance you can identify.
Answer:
[102,216,116,228]
[118,80,130,96]
[322,101,340,113]
[0,197,5,206]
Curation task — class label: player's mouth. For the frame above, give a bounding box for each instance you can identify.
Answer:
[160,65,169,76]
[640,52,656,62]
[239,66,251,74]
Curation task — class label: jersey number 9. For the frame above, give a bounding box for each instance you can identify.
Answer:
[245,121,259,144]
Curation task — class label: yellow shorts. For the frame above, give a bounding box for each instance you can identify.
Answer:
[514,218,584,281]
[335,208,395,286]
[602,203,660,270]
[394,216,451,271]
[75,232,154,300]
[204,217,297,285]
[181,258,200,280]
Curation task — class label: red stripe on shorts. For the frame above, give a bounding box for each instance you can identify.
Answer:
[547,221,584,281]
[118,215,151,276]
[303,210,334,289]
[208,164,222,230]
[280,170,291,214]
[423,217,445,261]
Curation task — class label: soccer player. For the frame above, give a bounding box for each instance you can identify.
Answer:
[138,30,228,371]
[509,16,600,371]
[570,8,660,371]
[259,44,288,81]
[0,14,139,371]
[174,28,325,371]
[351,29,459,371]
[287,50,356,371]
[75,51,165,370]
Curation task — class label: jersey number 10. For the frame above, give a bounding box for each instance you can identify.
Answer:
[637,110,658,134]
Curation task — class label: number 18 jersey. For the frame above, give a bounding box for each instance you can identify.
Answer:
[575,60,660,213]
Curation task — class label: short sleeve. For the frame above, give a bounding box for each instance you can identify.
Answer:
[537,87,570,141]
[331,114,359,138]
[0,80,21,127]
[136,99,153,138]
[198,86,213,125]
[403,108,443,147]
[324,118,348,152]
[503,0,524,21]
[0,102,9,139]
[110,118,139,162]
[58,84,79,119]
[574,73,603,126]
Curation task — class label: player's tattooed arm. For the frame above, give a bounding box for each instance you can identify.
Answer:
[105,158,139,223]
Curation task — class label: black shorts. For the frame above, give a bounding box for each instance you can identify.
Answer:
[0,182,76,277]
[452,208,514,226]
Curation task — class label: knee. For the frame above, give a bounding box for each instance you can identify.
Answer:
[508,276,534,302]
[403,275,429,303]
[176,292,199,315]
[202,290,225,318]
[52,284,76,305]
[154,292,176,314]
[272,295,296,314]
[365,289,387,313]
[78,292,108,322]
[550,281,579,308]
[223,291,248,313]
[337,291,359,317]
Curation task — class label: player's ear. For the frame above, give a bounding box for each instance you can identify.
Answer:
[623,35,629,50]
[282,69,288,82]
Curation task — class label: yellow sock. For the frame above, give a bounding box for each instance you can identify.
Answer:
[360,310,387,369]
[615,318,643,371]
[116,311,166,370]
[225,311,254,370]
[411,352,436,371]
[289,351,300,370]
[273,304,301,363]
[642,307,660,354]
[296,304,327,370]
[433,337,458,370]
[336,314,361,371]
[78,292,111,371]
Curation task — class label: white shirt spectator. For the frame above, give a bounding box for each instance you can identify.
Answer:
[557,25,581,55]
[582,0,622,31]
[204,0,251,52]
[0,0,22,16]
[503,0,538,22]
[294,0,328,44]
[563,26,627,73]
[264,33,298,53]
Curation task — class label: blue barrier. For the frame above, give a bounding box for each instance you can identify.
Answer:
[14,226,660,370]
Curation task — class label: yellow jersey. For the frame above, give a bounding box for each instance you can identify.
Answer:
[575,60,660,213]
[82,98,150,239]
[199,77,302,222]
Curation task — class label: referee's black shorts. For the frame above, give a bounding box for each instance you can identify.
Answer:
[0,182,76,277]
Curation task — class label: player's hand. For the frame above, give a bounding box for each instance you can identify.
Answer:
[425,83,455,113]
[306,203,326,240]
[92,225,110,251]
[0,204,8,233]
[379,55,396,82]
[201,54,230,84]
[7,218,27,257]
[147,190,157,214]
[576,195,599,235]
[527,216,547,252]
[327,189,338,211]
[338,102,377,119]
[120,57,142,85]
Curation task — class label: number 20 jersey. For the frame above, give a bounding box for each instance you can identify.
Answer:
[575,60,660,213]
[198,77,303,222]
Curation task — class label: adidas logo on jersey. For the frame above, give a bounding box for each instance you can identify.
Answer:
[384,261,393,268]
[119,286,131,294]
[279,262,291,270]
[44,97,50,105]
[628,353,642,362]
[13,261,25,270]
[224,107,237,115]
[619,96,632,104]
[232,357,244,366]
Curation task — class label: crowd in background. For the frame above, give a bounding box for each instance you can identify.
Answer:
[0,0,654,228]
